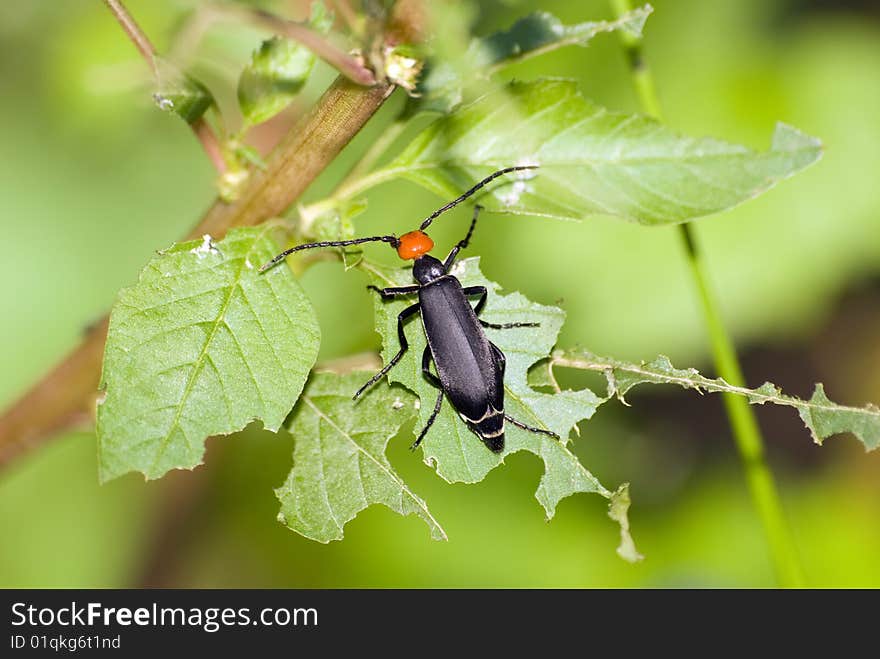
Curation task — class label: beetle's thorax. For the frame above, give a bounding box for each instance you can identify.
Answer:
[412,254,447,284]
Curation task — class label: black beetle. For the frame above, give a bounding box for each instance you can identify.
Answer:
[261,167,558,452]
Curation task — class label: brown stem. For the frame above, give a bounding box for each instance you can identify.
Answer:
[0,77,394,474]
[102,0,159,77]
[0,321,109,470]
[197,78,393,234]
[191,116,227,174]
[103,0,226,174]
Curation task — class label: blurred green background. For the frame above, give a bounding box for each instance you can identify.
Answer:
[2,0,879,587]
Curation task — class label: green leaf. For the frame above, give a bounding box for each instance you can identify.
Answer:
[97,227,321,482]
[238,36,316,126]
[377,79,822,225]
[307,198,368,243]
[552,350,880,450]
[153,58,214,125]
[237,3,332,127]
[295,197,370,269]
[362,258,637,542]
[276,371,446,542]
[413,5,653,114]
[476,7,650,66]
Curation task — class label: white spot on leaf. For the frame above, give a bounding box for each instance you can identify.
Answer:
[191,234,220,258]
[498,180,528,206]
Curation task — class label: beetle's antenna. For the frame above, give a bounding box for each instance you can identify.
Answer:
[419,165,538,231]
[259,235,399,272]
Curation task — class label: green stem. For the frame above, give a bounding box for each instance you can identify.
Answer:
[332,161,404,202]
[609,0,804,586]
[337,117,408,193]
[608,0,662,118]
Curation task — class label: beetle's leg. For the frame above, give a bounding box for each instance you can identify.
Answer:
[443,205,482,269]
[366,284,420,299]
[503,413,560,440]
[421,346,441,387]
[462,285,489,314]
[481,319,540,329]
[352,302,420,400]
[410,348,444,449]
[489,343,557,439]
[411,389,444,451]
[461,285,539,329]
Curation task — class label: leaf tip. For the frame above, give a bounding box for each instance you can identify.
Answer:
[771,122,823,163]
[622,4,654,38]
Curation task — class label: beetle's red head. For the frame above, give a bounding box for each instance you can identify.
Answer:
[395,230,434,260]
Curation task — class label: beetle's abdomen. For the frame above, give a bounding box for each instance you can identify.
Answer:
[462,409,505,453]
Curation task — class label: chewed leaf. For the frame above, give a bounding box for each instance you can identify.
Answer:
[412,6,653,114]
[553,350,880,450]
[238,36,317,127]
[303,197,370,270]
[798,384,880,449]
[385,80,822,225]
[276,372,446,542]
[475,6,650,64]
[237,2,332,126]
[97,227,320,482]
[363,257,636,554]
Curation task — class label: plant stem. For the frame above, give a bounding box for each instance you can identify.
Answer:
[331,161,406,202]
[336,117,407,194]
[103,0,159,77]
[197,78,394,234]
[609,0,804,586]
[0,77,395,473]
[608,1,661,118]
[102,0,226,173]
[191,116,227,174]
[237,7,377,86]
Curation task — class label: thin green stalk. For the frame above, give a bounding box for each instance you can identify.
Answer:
[609,0,804,586]
[332,159,407,201]
[337,117,408,193]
